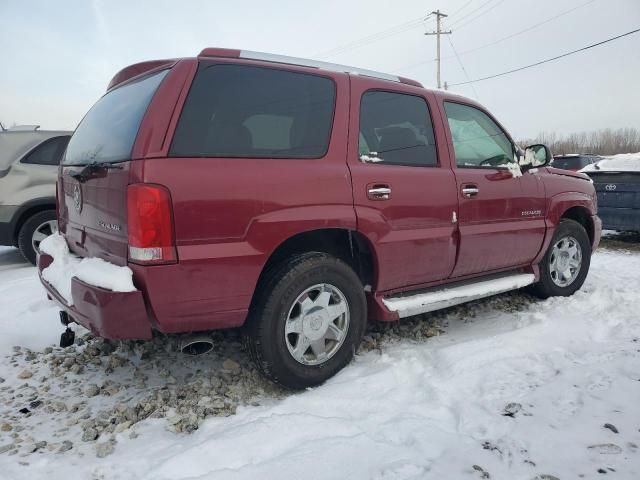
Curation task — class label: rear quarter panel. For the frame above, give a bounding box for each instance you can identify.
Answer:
[132,60,355,333]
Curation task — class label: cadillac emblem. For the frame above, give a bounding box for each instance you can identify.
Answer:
[73,183,83,213]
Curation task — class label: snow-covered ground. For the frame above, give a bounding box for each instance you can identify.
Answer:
[1,239,640,479]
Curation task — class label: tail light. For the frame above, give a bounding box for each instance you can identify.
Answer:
[127,184,177,264]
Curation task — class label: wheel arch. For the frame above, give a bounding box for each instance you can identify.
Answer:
[560,205,595,246]
[547,192,596,243]
[254,228,378,297]
[10,197,56,245]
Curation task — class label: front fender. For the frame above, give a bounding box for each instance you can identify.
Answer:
[547,192,596,228]
[531,192,598,265]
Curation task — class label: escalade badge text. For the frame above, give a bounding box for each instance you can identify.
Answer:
[98,221,122,232]
[521,210,542,216]
[73,183,82,214]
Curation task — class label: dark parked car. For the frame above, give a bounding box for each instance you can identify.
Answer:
[0,126,72,263]
[39,48,600,388]
[551,154,602,172]
[581,155,640,232]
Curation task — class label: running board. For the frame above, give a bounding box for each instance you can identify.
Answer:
[382,273,536,318]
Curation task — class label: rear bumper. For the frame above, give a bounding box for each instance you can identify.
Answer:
[37,253,153,340]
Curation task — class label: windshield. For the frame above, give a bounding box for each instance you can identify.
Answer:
[63,69,168,165]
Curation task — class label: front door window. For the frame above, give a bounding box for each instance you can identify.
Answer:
[444,102,515,168]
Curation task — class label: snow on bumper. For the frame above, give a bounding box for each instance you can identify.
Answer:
[39,233,136,304]
[37,233,152,340]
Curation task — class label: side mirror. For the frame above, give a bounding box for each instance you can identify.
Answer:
[520,144,552,169]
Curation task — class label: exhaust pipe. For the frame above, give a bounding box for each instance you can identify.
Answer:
[179,334,214,355]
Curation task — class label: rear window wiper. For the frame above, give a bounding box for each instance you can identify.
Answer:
[68,161,123,182]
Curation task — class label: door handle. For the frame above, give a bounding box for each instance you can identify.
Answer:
[462,186,479,198]
[367,185,391,200]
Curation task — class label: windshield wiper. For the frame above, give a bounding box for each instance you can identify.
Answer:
[68,161,123,182]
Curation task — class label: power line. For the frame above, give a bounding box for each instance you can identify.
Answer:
[446,36,480,100]
[449,28,640,86]
[450,0,477,17]
[450,0,506,30]
[448,0,497,27]
[441,0,597,60]
[390,0,599,73]
[313,15,429,59]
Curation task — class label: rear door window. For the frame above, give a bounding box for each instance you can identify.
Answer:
[359,91,437,166]
[22,135,70,165]
[170,64,336,158]
[63,69,168,165]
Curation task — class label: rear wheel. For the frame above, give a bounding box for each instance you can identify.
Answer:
[530,219,591,298]
[18,210,57,265]
[244,252,366,389]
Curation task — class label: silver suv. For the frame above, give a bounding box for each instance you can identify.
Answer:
[0,125,71,264]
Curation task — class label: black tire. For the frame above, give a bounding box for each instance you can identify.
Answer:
[17,210,57,265]
[243,252,367,389]
[529,219,591,299]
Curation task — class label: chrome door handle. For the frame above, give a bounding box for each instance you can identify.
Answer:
[462,186,479,197]
[368,186,391,200]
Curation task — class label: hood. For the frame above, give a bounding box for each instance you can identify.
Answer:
[545,166,591,181]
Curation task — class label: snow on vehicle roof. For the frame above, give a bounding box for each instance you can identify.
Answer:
[580,152,640,173]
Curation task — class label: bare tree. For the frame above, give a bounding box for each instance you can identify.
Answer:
[519,128,640,156]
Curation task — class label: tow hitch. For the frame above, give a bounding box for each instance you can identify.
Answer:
[59,311,75,348]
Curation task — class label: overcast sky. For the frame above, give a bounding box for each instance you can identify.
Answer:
[1,0,639,139]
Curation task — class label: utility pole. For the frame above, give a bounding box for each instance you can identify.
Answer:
[425,10,452,89]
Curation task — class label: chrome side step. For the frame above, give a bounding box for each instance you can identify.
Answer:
[382,273,536,318]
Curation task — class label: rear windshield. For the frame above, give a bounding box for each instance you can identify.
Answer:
[63,69,168,165]
[551,156,590,170]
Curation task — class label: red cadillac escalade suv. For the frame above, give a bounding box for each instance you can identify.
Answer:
[38,48,601,388]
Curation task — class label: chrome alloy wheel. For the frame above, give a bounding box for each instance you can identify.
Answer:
[32,220,57,254]
[549,235,582,287]
[284,283,350,366]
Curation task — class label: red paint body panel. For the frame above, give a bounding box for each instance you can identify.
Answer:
[43,51,601,339]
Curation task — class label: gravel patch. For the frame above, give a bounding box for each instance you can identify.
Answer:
[0,290,534,459]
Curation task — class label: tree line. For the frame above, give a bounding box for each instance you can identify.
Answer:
[519,127,640,156]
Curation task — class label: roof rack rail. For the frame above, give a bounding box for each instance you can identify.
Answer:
[198,48,423,87]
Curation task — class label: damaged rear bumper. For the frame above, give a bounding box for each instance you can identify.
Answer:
[37,253,153,340]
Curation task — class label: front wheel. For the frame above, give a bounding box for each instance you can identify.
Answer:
[244,252,367,389]
[529,219,591,299]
